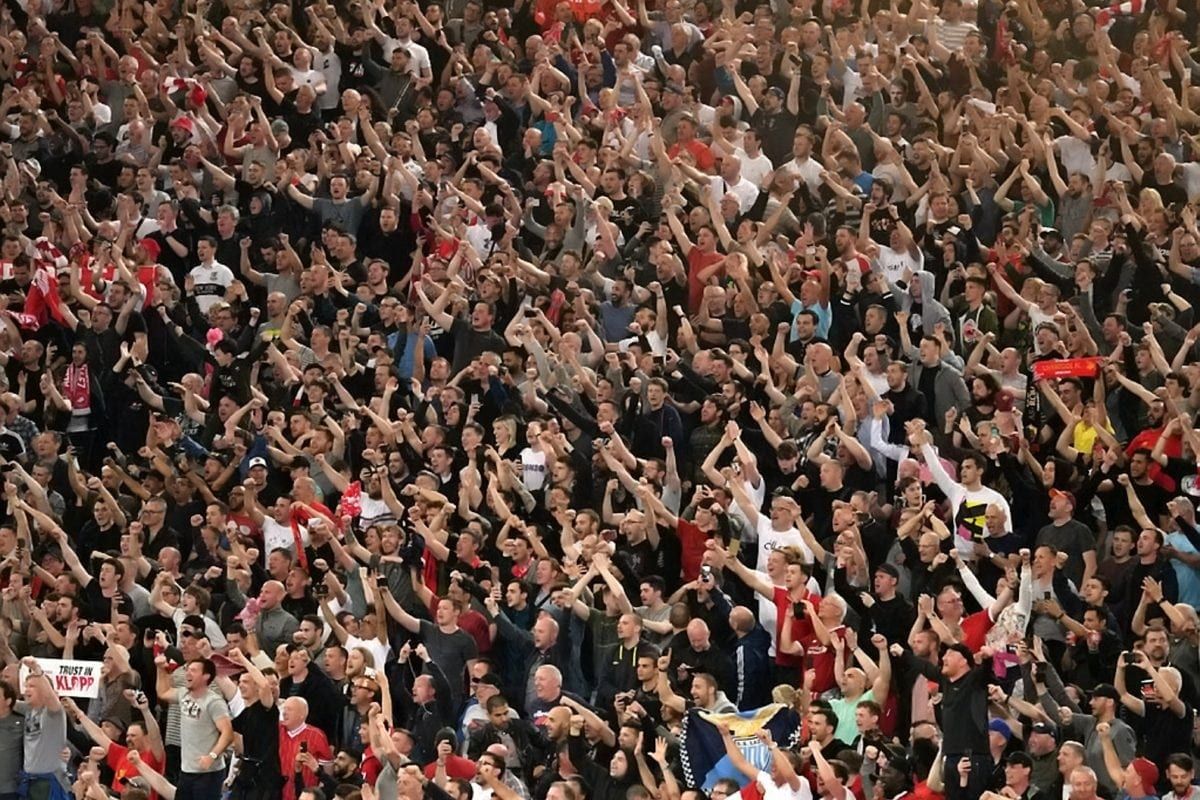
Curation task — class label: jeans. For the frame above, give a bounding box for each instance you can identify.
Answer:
[177,771,225,800]
[945,752,994,800]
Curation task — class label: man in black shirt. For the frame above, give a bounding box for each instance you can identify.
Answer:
[749,87,799,167]
[228,648,283,800]
[897,641,994,800]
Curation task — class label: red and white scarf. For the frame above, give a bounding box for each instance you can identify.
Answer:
[64,363,91,413]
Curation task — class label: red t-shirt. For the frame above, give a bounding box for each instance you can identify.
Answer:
[960,609,994,652]
[669,139,716,172]
[107,742,164,799]
[806,625,846,695]
[1127,428,1180,491]
[423,754,477,780]
[677,518,710,581]
[278,724,333,800]
[911,778,946,800]
[771,586,817,669]
[687,247,725,312]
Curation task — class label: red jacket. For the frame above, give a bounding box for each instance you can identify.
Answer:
[278,723,332,800]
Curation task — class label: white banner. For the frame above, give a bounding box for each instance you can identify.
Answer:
[19,659,103,698]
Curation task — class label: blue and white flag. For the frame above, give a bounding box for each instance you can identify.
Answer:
[679,704,801,790]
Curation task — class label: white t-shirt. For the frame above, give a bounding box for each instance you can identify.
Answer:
[1054,135,1096,178]
[346,634,391,673]
[189,262,234,313]
[782,156,824,194]
[263,517,302,559]
[755,770,813,800]
[738,150,774,188]
[874,244,924,284]
[382,37,431,76]
[521,447,547,491]
[171,608,227,649]
[710,175,759,214]
[756,516,810,572]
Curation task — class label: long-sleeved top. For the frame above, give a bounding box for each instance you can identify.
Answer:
[732,625,774,710]
[226,580,300,655]
[901,650,992,755]
[921,442,1013,555]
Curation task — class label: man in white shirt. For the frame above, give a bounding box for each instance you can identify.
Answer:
[736,129,774,187]
[781,128,824,194]
[188,236,234,314]
[372,15,432,79]
[709,155,759,214]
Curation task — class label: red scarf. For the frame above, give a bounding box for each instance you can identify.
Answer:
[64,363,91,411]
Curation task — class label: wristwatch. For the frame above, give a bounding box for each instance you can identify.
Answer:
[207,752,219,761]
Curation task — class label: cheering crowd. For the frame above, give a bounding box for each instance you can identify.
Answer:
[4,0,1200,798]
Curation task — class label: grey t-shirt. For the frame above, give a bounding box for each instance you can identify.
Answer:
[178,690,231,774]
[0,711,23,791]
[419,619,477,702]
[312,196,368,235]
[17,702,66,775]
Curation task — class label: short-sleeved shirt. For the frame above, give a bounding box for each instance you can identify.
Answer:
[677,518,711,581]
[754,769,813,800]
[18,702,67,775]
[1035,520,1096,587]
[178,690,232,774]
[0,711,22,792]
[449,317,507,373]
[312,195,368,235]
[188,262,234,314]
[107,742,164,796]
[418,620,478,699]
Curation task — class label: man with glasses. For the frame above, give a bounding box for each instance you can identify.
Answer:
[138,497,180,562]
[461,665,510,746]
[338,673,379,753]
[156,618,211,781]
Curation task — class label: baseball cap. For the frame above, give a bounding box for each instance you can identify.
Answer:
[1049,488,1076,507]
[942,643,973,663]
[248,456,268,470]
[139,237,161,262]
[766,86,785,99]
[1092,683,1120,701]
[1030,721,1059,741]
[1130,757,1159,790]
[477,672,502,688]
[988,719,1012,740]
[170,116,195,133]
[875,563,900,579]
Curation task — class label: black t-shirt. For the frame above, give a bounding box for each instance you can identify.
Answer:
[82,581,134,623]
[750,107,800,167]
[233,700,282,779]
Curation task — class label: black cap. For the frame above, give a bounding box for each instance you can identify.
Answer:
[1030,721,1059,741]
[1092,683,1120,701]
[875,563,900,579]
[881,744,911,773]
[1006,751,1033,768]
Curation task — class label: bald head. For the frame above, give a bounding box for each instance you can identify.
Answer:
[259,580,286,609]
[729,606,755,634]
